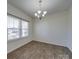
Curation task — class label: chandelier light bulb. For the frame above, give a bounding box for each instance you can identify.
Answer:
[43,11,47,15]
[42,14,45,17]
[35,13,38,16]
[37,10,41,14]
[37,15,40,18]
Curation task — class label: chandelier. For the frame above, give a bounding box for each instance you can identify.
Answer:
[34,0,47,20]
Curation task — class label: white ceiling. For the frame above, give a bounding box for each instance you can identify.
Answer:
[7,0,72,18]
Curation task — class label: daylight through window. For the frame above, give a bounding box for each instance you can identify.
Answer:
[7,14,29,40]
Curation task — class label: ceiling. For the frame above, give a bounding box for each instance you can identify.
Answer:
[7,0,72,18]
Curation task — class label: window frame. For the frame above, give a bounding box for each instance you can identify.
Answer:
[7,13,30,41]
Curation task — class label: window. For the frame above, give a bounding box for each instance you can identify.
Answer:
[22,21,29,37]
[7,14,29,40]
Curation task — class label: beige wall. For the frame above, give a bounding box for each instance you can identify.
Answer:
[66,8,72,51]
[7,3,33,53]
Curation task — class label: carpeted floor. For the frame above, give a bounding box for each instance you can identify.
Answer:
[7,41,72,59]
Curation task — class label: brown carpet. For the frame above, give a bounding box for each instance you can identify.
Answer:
[7,41,72,59]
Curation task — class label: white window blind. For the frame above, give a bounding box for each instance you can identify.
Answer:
[7,14,29,40]
[22,20,29,37]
